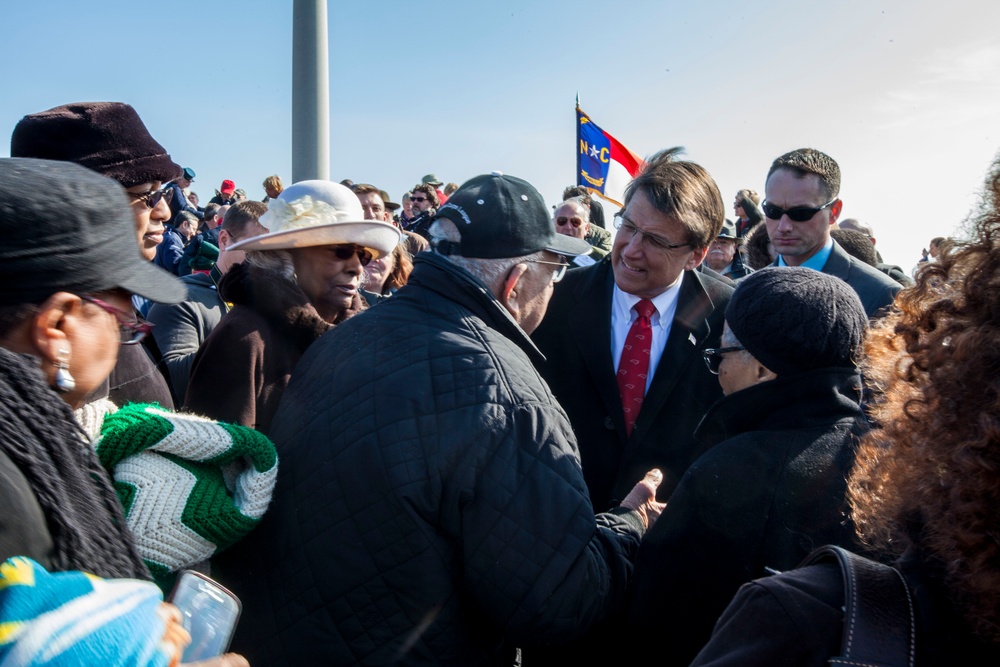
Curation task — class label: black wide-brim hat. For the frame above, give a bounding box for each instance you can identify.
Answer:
[0,158,187,306]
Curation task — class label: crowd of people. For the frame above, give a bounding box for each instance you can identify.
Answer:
[1,99,996,667]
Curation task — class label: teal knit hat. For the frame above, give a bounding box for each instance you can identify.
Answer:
[93,404,278,583]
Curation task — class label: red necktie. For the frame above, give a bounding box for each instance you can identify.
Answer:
[617,299,656,437]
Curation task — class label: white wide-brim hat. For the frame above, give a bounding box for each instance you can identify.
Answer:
[229,180,401,258]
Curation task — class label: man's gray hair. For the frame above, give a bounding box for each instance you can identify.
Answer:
[722,324,754,362]
[560,197,591,222]
[428,218,542,291]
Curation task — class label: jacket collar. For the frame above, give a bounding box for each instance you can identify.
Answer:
[408,252,546,365]
[694,368,864,447]
[218,262,361,353]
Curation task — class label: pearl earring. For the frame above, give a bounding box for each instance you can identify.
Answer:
[53,349,76,393]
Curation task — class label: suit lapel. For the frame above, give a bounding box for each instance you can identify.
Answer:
[631,271,716,442]
[821,241,851,281]
[569,262,627,434]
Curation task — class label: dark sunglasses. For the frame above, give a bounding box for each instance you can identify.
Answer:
[129,187,171,209]
[555,216,584,227]
[330,244,374,266]
[761,199,836,223]
[410,196,428,203]
[702,346,745,374]
[82,296,154,345]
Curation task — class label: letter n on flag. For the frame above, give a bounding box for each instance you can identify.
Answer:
[577,107,645,207]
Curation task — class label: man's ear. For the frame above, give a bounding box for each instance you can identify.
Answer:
[685,246,709,270]
[828,199,843,226]
[499,263,530,321]
[755,361,778,385]
[30,292,79,367]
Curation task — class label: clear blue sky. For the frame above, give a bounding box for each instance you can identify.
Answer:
[3,0,999,268]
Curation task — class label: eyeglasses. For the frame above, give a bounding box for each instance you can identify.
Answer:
[614,214,691,253]
[330,244,374,267]
[528,257,570,283]
[410,196,428,203]
[555,216,584,228]
[82,296,154,345]
[128,187,171,209]
[761,199,837,223]
[702,346,746,374]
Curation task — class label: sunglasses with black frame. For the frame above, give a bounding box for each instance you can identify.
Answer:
[761,199,837,223]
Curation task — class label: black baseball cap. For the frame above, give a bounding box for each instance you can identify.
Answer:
[433,172,592,259]
[0,158,187,306]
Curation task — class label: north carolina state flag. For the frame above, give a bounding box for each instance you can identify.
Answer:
[576,107,645,207]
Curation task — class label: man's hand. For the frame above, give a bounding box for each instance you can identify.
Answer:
[619,468,666,529]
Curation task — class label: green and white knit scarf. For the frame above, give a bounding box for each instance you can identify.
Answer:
[93,403,278,583]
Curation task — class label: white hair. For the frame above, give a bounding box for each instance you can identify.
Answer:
[428,219,542,291]
[721,323,754,362]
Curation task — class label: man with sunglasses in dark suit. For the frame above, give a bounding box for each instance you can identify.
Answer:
[763,148,901,317]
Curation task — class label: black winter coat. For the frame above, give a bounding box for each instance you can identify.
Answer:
[692,552,1000,666]
[213,253,647,666]
[625,369,866,666]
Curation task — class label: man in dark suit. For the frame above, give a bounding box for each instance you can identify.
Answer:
[532,148,734,510]
[762,148,901,317]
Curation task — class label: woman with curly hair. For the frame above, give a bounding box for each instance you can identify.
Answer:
[690,159,1000,665]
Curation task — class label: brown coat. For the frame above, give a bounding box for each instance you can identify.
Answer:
[184,262,365,434]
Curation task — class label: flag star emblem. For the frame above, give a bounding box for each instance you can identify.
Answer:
[589,144,600,159]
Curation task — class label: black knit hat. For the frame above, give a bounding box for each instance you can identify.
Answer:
[0,158,187,305]
[433,171,591,259]
[10,102,182,188]
[725,267,867,375]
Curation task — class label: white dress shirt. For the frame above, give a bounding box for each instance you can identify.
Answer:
[610,272,684,394]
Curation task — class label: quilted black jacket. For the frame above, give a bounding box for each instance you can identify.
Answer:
[213,253,646,666]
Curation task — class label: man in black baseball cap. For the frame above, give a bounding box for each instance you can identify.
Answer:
[212,171,664,664]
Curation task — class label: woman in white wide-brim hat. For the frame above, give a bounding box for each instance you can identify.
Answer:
[184,180,401,434]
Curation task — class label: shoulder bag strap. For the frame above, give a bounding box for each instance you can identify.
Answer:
[802,545,916,667]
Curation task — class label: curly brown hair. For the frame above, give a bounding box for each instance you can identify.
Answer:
[850,159,1000,642]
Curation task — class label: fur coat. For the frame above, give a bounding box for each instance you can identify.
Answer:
[184,262,365,434]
